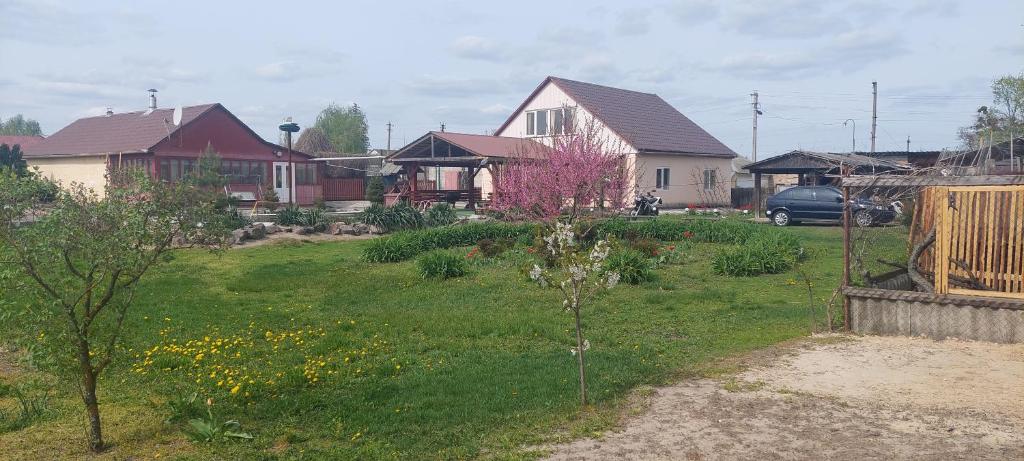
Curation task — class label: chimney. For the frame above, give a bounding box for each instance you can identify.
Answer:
[105,107,114,116]
[147,88,158,109]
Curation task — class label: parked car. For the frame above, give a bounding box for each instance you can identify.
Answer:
[765,186,895,227]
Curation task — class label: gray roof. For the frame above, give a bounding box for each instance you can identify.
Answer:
[496,76,738,158]
[745,150,910,173]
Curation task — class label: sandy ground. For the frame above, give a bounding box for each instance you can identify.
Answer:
[543,335,1024,461]
[231,231,375,249]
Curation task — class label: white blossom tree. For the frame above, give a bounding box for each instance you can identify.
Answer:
[530,222,619,405]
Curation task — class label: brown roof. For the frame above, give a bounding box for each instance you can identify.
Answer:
[24,104,219,158]
[0,135,45,149]
[431,131,546,159]
[496,76,737,158]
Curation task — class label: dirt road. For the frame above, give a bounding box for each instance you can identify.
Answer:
[543,335,1024,461]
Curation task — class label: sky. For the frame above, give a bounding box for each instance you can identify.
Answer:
[1,0,1022,158]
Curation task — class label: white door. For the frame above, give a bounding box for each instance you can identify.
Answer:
[273,162,291,203]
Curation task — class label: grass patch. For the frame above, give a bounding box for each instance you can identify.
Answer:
[0,224,882,460]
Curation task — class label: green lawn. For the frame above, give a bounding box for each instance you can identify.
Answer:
[0,224,853,460]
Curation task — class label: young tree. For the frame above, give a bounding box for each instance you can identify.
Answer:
[529,223,619,405]
[312,103,370,155]
[0,143,28,176]
[365,176,386,204]
[295,125,333,155]
[491,118,631,222]
[0,170,232,452]
[0,114,43,136]
[959,73,1024,148]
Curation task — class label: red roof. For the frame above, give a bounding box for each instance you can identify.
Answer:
[430,131,547,159]
[497,76,737,158]
[0,135,45,149]
[23,103,282,158]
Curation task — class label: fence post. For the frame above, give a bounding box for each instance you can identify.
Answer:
[842,168,851,331]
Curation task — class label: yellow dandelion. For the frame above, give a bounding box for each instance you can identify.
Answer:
[230,384,241,394]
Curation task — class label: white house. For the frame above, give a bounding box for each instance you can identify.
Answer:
[488,76,738,206]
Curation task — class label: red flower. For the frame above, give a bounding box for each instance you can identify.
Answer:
[527,247,536,254]
[682,231,694,239]
[667,245,676,251]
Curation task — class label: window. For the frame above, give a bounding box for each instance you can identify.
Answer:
[562,107,575,133]
[552,109,564,135]
[655,168,670,190]
[535,110,548,135]
[295,163,318,186]
[526,112,535,136]
[702,169,717,191]
[218,160,268,185]
[790,188,814,200]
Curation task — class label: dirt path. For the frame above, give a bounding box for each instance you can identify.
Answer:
[543,335,1024,461]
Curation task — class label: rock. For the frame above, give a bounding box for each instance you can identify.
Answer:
[338,224,357,235]
[248,223,266,240]
[367,225,383,235]
[296,226,314,235]
[230,228,248,245]
[264,224,281,234]
[283,226,293,233]
[328,222,347,235]
[353,223,369,235]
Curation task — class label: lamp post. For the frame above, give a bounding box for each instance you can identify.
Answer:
[843,119,856,153]
[279,120,300,205]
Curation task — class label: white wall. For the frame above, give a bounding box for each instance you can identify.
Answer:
[635,154,734,206]
[29,155,109,196]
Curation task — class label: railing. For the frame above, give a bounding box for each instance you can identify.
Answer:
[930,185,1024,299]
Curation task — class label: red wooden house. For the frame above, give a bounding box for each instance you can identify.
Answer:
[25,103,321,205]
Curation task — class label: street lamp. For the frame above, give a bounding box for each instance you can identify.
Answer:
[279,120,300,205]
[843,119,856,153]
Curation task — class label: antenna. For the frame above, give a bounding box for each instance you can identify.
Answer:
[172,105,183,126]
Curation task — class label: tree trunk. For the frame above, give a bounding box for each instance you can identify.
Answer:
[77,343,104,452]
[573,308,588,406]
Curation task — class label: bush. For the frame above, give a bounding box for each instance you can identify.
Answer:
[274,206,303,226]
[595,218,757,244]
[362,233,422,263]
[362,221,540,262]
[711,232,804,276]
[365,176,385,204]
[604,249,653,284]
[425,203,457,227]
[477,238,513,258]
[298,208,329,232]
[416,251,468,279]
[630,239,661,257]
[359,203,425,233]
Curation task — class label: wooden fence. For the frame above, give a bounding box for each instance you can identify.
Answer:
[323,178,364,201]
[921,185,1024,299]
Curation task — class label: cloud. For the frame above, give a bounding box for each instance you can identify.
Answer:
[451,35,503,61]
[615,8,652,36]
[480,103,512,115]
[406,76,507,98]
[723,0,851,39]
[666,0,720,25]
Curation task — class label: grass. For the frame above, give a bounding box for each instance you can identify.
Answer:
[0,223,871,460]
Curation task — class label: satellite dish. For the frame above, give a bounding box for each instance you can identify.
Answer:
[172,105,183,126]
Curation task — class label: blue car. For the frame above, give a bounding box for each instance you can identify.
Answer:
[765,186,896,227]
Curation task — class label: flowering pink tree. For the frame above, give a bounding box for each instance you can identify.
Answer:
[492,117,631,222]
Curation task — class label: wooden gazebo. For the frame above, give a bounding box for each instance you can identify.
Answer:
[385,131,546,209]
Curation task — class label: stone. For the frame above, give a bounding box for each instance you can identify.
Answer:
[338,224,357,235]
[230,228,248,245]
[248,223,266,240]
[367,225,383,235]
[353,223,369,235]
[296,226,314,235]
[264,224,281,234]
[328,222,346,235]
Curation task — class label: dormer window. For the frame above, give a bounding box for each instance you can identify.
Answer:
[525,107,575,136]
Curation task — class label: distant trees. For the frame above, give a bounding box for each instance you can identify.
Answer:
[297,104,370,156]
[959,73,1024,148]
[0,114,43,136]
[0,143,28,176]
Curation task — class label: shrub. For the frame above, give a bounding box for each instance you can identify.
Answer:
[477,238,513,258]
[711,232,804,276]
[595,218,757,244]
[274,206,303,226]
[416,251,468,279]
[425,203,457,227]
[630,239,661,257]
[298,208,329,232]
[359,203,424,233]
[604,249,653,284]
[365,176,385,204]
[262,185,280,212]
[362,233,422,263]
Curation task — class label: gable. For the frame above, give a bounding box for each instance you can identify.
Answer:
[152,106,291,160]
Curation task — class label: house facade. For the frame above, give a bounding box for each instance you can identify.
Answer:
[492,76,738,206]
[24,103,320,205]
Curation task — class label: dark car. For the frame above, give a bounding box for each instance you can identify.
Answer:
[765,186,895,227]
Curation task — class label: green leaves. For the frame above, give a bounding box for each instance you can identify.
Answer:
[310,103,369,155]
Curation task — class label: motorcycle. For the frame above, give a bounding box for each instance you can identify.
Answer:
[631,189,662,216]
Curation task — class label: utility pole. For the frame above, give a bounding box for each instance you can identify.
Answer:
[906,136,910,153]
[751,91,761,162]
[870,81,878,153]
[386,121,393,151]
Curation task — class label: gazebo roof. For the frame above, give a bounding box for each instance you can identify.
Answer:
[744,150,909,174]
[387,131,547,166]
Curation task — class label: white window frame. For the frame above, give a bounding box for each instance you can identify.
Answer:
[655,167,670,190]
[525,107,576,137]
[703,168,717,191]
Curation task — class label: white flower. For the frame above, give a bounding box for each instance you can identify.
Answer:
[589,240,610,262]
[606,272,620,289]
[713,208,720,214]
[569,264,587,282]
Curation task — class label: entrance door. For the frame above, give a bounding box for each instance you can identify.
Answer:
[273,162,291,203]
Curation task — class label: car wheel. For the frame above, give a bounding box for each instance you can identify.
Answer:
[855,210,874,227]
[772,210,791,226]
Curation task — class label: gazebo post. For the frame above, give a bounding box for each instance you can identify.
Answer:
[409,162,418,204]
[466,165,476,210]
[753,172,762,221]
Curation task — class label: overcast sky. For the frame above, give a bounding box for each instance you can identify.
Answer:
[2,0,1022,157]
